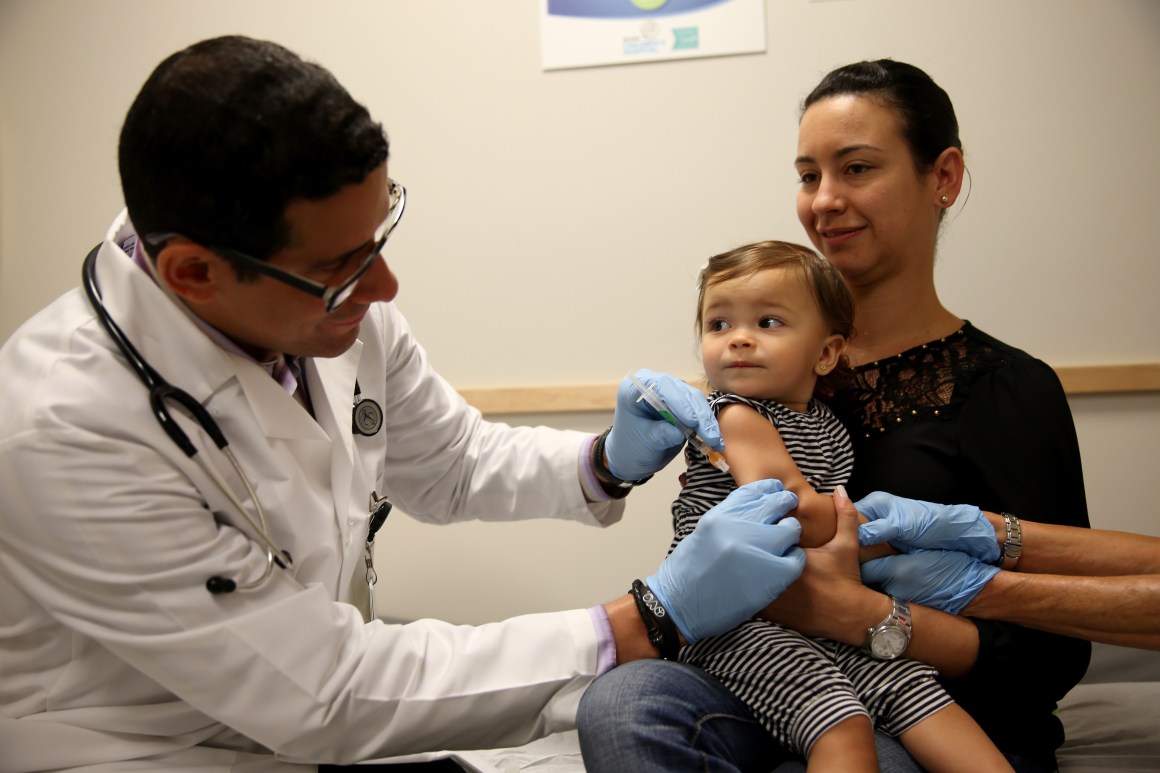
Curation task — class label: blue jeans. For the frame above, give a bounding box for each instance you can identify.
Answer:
[577,659,922,772]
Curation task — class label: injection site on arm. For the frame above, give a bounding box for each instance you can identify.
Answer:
[628,373,730,474]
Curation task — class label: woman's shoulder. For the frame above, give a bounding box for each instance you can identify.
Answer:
[959,321,1032,361]
[828,322,1064,431]
[865,321,1054,385]
[958,322,1061,387]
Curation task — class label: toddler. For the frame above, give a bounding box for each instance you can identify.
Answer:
[668,240,1010,772]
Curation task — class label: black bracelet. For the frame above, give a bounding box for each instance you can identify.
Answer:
[630,579,680,661]
[592,428,651,496]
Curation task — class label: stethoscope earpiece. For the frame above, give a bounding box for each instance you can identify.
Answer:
[206,576,237,594]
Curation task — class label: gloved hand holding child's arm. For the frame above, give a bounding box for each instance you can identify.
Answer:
[648,480,805,643]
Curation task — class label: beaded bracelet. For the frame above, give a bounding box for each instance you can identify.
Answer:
[631,579,680,661]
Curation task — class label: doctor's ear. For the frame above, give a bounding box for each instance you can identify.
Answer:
[154,241,226,305]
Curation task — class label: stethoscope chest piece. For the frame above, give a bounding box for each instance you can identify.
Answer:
[352,380,383,436]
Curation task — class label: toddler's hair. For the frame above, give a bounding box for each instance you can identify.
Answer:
[695,240,854,341]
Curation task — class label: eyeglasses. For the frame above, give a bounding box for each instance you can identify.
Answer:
[147,180,406,313]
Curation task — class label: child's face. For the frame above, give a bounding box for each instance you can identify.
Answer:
[700,266,844,409]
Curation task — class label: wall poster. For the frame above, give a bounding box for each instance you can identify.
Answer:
[541,0,766,71]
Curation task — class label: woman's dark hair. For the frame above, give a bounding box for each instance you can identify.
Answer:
[119,36,390,272]
[802,59,961,172]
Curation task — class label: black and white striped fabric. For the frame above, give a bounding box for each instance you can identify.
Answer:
[670,392,952,756]
[671,393,853,544]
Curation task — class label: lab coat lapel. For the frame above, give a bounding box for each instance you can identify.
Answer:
[306,342,362,545]
[95,236,237,406]
[94,226,330,444]
[94,225,363,586]
[232,366,327,442]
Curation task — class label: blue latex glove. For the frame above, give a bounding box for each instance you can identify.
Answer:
[856,491,1000,563]
[604,369,722,482]
[647,479,804,644]
[861,549,1000,614]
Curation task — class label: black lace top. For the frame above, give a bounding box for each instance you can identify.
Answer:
[827,322,1091,762]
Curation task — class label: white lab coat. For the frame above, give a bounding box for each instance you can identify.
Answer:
[0,212,624,772]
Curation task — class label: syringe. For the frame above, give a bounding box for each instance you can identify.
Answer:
[628,374,730,474]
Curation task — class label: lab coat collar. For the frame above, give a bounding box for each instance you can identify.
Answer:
[96,213,236,405]
[96,212,361,444]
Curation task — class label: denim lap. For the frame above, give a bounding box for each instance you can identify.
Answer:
[577,659,924,772]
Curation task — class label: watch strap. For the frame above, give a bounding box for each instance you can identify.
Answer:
[999,512,1023,567]
[863,597,912,660]
[592,428,652,497]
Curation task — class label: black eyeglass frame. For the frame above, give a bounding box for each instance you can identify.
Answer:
[145,180,406,313]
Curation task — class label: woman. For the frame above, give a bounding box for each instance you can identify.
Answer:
[579,59,1089,773]
[782,59,1091,772]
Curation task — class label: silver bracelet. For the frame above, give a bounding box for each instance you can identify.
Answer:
[1000,512,1023,568]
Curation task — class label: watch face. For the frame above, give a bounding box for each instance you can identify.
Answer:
[870,627,909,659]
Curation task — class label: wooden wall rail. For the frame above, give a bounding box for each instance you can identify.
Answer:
[459,363,1160,415]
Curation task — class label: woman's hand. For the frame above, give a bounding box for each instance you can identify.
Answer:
[766,487,985,676]
[761,486,887,646]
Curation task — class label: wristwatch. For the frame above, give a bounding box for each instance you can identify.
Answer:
[863,597,912,660]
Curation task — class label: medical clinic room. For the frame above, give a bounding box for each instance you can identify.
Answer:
[1,1,1159,772]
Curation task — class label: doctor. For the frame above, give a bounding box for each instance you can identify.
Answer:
[0,36,807,772]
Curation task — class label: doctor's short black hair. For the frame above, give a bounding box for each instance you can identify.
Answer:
[119,35,389,270]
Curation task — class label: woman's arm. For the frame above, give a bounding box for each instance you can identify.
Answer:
[858,498,1160,650]
[974,513,1160,649]
[963,570,1160,651]
[762,487,982,677]
[984,511,1160,576]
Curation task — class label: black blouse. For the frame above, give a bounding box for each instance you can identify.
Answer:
[826,322,1091,762]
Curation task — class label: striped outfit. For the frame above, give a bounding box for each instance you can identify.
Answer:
[671,392,953,756]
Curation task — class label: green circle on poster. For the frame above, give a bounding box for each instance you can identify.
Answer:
[631,0,669,10]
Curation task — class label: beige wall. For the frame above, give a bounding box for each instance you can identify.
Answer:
[2,0,1158,625]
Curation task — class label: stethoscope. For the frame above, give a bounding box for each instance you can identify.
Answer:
[82,244,390,597]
